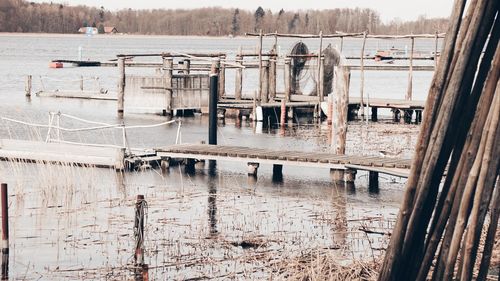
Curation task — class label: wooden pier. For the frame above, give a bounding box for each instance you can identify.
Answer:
[0,139,125,170]
[156,144,411,178]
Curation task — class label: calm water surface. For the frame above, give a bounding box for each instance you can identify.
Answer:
[0,34,428,279]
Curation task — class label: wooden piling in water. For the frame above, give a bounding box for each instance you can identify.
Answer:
[261,59,269,103]
[25,75,32,97]
[360,32,367,118]
[317,31,324,118]
[369,171,379,191]
[1,183,7,280]
[209,59,220,145]
[284,58,292,102]
[134,195,145,266]
[280,99,286,126]
[331,66,350,184]
[406,36,415,101]
[163,57,173,115]
[79,75,84,91]
[371,107,378,122]
[269,54,277,101]
[235,54,243,100]
[247,162,259,177]
[117,57,125,116]
[258,29,263,103]
[218,55,226,98]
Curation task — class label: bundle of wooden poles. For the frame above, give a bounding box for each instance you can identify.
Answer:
[377,0,499,280]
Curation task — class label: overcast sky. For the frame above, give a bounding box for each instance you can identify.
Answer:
[35,0,454,22]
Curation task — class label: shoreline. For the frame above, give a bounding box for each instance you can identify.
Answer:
[0,32,245,39]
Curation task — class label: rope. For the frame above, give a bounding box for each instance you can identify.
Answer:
[1,116,178,132]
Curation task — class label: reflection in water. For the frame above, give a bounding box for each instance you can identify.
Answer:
[207,173,218,236]
[1,252,7,281]
[332,181,348,248]
[134,264,149,281]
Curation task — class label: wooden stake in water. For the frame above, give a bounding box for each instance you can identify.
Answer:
[134,195,146,266]
[117,57,125,116]
[1,183,8,280]
[25,75,32,97]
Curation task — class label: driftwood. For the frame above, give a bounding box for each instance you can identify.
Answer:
[378,0,499,280]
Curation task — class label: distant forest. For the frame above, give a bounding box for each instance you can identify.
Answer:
[0,0,449,35]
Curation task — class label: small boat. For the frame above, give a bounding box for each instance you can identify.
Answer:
[374,47,406,61]
[49,62,63,68]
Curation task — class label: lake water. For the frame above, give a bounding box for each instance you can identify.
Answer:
[0,33,433,279]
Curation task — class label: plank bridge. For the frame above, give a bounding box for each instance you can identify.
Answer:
[156,144,412,181]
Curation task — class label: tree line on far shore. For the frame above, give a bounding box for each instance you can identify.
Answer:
[0,0,449,35]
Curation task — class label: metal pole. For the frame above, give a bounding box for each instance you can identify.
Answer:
[209,59,220,145]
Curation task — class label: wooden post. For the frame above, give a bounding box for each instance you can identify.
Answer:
[258,29,263,103]
[269,54,277,101]
[371,107,378,122]
[434,31,439,69]
[280,99,286,126]
[369,171,379,191]
[209,59,220,145]
[317,31,324,119]
[163,57,173,115]
[272,164,283,177]
[340,36,344,52]
[407,36,414,101]
[184,59,191,88]
[261,59,269,103]
[1,183,7,280]
[235,54,243,100]
[79,75,84,91]
[360,32,367,118]
[218,55,226,98]
[284,58,292,102]
[332,66,349,154]
[117,57,125,116]
[134,195,145,266]
[327,94,333,125]
[25,75,32,97]
[247,162,259,177]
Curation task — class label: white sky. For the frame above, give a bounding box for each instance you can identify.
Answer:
[37,0,454,22]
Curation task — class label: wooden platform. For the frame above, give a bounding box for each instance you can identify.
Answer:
[156,144,411,178]
[0,139,125,170]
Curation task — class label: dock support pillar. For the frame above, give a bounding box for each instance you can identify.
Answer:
[160,157,170,172]
[209,59,220,146]
[330,169,345,183]
[371,107,378,122]
[287,107,294,123]
[416,110,422,124]
[261,59,269,103]
[25,75,32,97]
[284,58,292,102]
[369,171,379,192]
[185,158,196,173]
[163,57,174,116]
[404,110,413,124]
[345,169,356,183]
[247,162,259,177]
[272,164,283,177]
[393,109,401,123]
[117,57,125,117]
[235,55,243,100]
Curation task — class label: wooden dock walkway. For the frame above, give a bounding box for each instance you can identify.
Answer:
[156,144,411,178]
[0,139,125,169]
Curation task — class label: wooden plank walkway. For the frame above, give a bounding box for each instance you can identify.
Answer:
[0,139,125,170]
[156,144,411,178]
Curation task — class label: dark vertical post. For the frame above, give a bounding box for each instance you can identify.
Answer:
[368,171,379,192]
[209,59,220,146]
[163,57,173,116]
[218,55,226,98]
[284,57,292,102]
[235,54,243,100]
[371,107,378,122]
[1,183,9,281]
[80,75,84,91]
